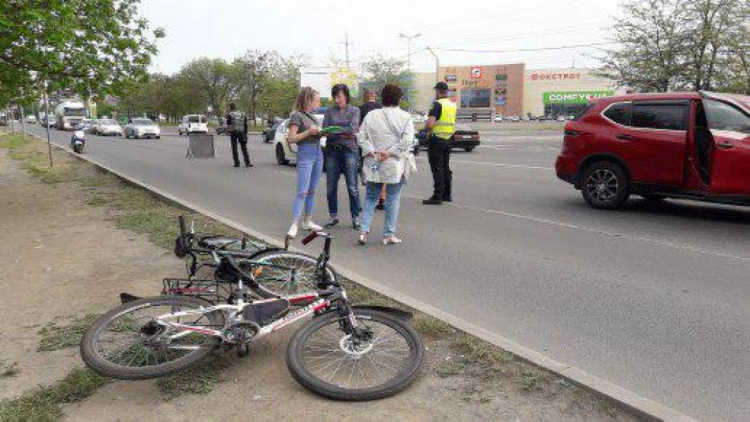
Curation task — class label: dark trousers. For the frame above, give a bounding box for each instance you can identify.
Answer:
[230,132,250,165]
[325,146,361,219]
[427,135,452,200]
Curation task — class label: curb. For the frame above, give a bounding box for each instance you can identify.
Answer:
[23,129,695,422]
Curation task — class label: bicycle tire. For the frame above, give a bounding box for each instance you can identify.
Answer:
[80,295,222,380]
[249,250,338,298]
[286,309,423,401]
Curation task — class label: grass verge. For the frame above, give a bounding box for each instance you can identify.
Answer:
[38,314,100,352]
[0,133,633,417]
[0,368,110,422]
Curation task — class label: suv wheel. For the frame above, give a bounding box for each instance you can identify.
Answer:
[276,143,289,165]
[581,161,630,210]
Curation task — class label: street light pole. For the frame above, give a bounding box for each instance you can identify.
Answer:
[426,46,440,85]
[398,33,421,106]
[43,89,53,167]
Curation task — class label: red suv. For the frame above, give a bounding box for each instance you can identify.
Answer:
[556,92,750,209]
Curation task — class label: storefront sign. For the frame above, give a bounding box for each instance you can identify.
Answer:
[461,80,479,87]
[530,72,581,81]
[495,74,507,81]
[445,75,457,82]
[471,67,482,79]
[543,91,614,104]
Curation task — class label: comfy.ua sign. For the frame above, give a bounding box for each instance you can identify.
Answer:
[530,72,581,81]
[543,91,614,104]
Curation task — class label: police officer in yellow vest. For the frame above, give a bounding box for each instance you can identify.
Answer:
[423,82,457,205]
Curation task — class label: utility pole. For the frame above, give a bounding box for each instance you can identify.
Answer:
[398,33,421,107]
[426,46,440,85]
[343,33,350,69]
[43,89,53,167]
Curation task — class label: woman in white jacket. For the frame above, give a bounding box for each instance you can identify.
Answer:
[357,84,415,245]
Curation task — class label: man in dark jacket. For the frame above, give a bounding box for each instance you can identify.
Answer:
[226,102,252,168]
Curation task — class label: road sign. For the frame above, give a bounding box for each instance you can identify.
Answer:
[471,67,482,79]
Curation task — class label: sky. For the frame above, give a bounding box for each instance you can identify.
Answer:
[140,0,622,75]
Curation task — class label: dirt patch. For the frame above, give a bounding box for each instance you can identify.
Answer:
[0,134,640,421]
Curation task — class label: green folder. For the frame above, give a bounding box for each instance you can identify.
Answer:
[319,126,345,135]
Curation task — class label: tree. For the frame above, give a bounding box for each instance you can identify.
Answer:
[360,55,414,107]
[600,0,749,93]
[0,0,164,101]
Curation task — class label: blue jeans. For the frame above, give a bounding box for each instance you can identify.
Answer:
[360,178,405,237]
[292,143,324,221]
[325,147,361,219]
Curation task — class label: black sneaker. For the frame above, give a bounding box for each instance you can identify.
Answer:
[233,163,240,168]
[324,218,339,229]
[352,218,361,230]
[245,162,253,168]
[422,197,443,205]
[442,196,452,202]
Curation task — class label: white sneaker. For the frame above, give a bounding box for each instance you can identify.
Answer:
[302,219,322,231]
[287,223,299,238]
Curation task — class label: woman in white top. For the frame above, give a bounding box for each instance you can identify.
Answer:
[357,84,415,245]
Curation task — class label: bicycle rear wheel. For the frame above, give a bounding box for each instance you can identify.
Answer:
[80,296,223,380]
[249,250,337,298]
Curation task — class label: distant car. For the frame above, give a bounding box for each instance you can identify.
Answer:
[411,112,425,124]
[556,91,750,209]
[493,114,503,122]
[178,114,208,135]
[415,124,480,152]
[42,115,57,127]
[263,120,282,143]
[521,115,531,122]
[26,115,37,124]
[508,115,520,122]
[556,115,566,122]
[74,119,93,132]
[125,118,161,139]
[96,119,123,136]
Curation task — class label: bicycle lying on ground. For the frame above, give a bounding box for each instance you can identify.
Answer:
[80,216,424,401]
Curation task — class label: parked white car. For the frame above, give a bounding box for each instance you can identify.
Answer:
[493,114,503,122]
[26,115,37,124]
[125,118,161,139]
[96,119,123,136]
[178,115,208,135]
[274,119,328,165]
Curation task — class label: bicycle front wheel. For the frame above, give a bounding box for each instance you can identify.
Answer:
[80,296,223,380]
[249,250,337,298]
[286,308,424,401]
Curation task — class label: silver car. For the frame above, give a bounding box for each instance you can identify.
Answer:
[97,119,123,136]
[125,118,161,139]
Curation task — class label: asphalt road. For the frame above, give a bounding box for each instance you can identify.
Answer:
[26,125,750,421]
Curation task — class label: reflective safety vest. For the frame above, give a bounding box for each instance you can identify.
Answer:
[432,98,456,140]
[229,111,245,133]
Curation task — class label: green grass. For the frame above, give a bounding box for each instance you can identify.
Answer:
[156,355,231,399]
[1,361,20,379]
[517,369,547,392]
[0,368,110,422]
[38,314,100,352]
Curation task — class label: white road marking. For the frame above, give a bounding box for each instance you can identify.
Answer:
[402,194,749,262]
[449,160,553,170]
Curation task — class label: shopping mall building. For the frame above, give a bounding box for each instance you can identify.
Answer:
[414,64,622,120]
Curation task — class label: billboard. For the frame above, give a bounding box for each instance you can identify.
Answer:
[543,91,614,105]
[300,67,359,99]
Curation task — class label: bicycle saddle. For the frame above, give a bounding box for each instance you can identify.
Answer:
[198,235,240,250]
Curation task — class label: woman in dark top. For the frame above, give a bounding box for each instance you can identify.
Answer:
[322,84,362,230]
[359,88,387,210]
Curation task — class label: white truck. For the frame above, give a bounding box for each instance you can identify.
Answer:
[54,100,87,130]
